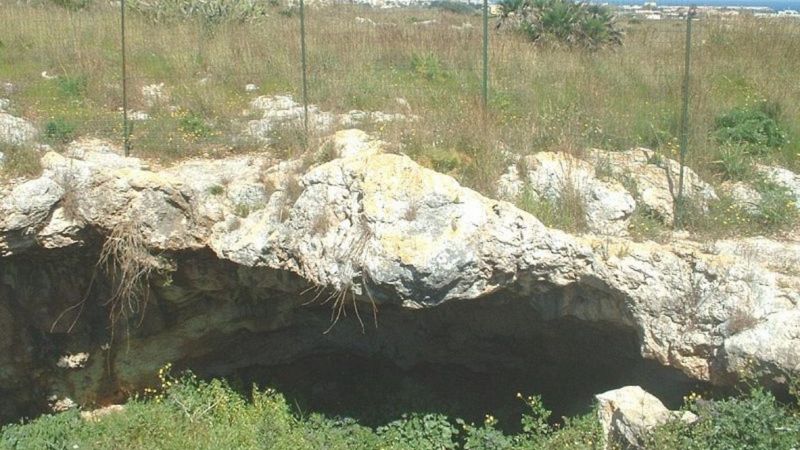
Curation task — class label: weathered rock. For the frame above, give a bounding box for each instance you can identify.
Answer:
[596,386,696,450]
[129,111,150,121]
[80,404,125,422]
[57,352,90,369]
[720,180,762,214]
[0,130,799,421]
[0,112,37,146]
[499,152,636,236]
[141,83,169,108]
[589,148,717,226]
[0,98,9,112]
[757,164,800,209]
[247,95,415,143]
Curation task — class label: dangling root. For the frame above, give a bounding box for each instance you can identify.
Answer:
[97,220,162,337]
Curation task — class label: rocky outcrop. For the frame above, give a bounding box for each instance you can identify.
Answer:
[498,148,718,236]
[0,111,37,146]
[596,386,696,450]
[247,95,414,143]
[0,130,798,421]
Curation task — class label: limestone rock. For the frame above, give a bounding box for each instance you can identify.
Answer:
[720,180,762,214]
[499,152,636,236]
[596,386,696,450]
[0,112,37,146]
[589,148,717,226]
[757,164,800,209]
[1,130,799,419]
[57,352,90,369]
[141,83,169,108]
[247,95,414,143]
[0,98,9,112]
[80,404,125,422]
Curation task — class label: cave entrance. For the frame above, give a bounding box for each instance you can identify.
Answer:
[181,296,704,431]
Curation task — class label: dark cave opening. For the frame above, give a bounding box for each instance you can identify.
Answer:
[179,297,707,431]
[0,247,710,429]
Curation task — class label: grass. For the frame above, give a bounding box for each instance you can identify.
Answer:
[1,367,798,449]
[0,367,603,450]
[0,3,798,234]
[0,143,42,179]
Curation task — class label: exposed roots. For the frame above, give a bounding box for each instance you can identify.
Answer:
[98,220,163,336]
[302,213,379,334]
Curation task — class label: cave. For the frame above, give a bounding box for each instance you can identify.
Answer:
[0,242,706,427]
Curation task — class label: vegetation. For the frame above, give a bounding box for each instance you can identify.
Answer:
[126,0,271,24]
[647,386,800,450]
[498,0,623,49]
[0,3,797,236]
[1,367,798,449]
[0,144,42,179]
[713,102,787,155]
[0,368,603,450]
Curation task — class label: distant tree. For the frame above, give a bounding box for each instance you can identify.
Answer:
[497,0,622,49]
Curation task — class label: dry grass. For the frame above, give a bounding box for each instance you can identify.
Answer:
[0,144,42,179]
[0,3,798,227]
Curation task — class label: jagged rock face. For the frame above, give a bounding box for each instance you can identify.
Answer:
[0,111,37,146]
[0,130,798,422]
[246,95,415,143]
[498,148,720,236]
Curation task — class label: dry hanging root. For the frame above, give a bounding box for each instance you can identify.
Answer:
[97,220,162,334]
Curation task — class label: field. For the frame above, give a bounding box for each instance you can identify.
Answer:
[0,1,799,235]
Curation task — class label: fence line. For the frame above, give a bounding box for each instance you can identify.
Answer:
[676,5,696,229]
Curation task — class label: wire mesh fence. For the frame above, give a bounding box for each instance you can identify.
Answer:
[1,1,798,231]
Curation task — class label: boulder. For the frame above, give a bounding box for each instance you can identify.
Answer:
[0,112,37,146]
[247,95,415,143]
[757,164,800,209]
[589,148,717,226]
[141,83,169,108]
[596,386,696,450]
[498,152,636,236]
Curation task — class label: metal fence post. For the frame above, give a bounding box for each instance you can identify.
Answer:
[482,0,489,112]
[121,0,130,157]
[300,0,309,144]
[676,6,694,229]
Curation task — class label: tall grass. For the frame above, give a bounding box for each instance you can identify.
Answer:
[0,3,798,194]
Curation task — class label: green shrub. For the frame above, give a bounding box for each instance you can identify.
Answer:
[127,0,271,24]
[377,414,458,449]
[647,387,800,450]
[43,118,77,144]
[498,0,622,49]
[753,179,798,230]
[56,75,88,98]
[49,0,92,11]
[714,103,787,155]
[179,112,212,139]
[713,143,754,181]
[409,53,449,82]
